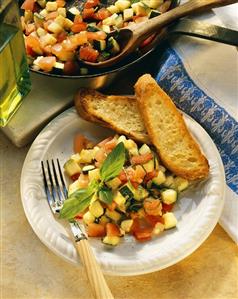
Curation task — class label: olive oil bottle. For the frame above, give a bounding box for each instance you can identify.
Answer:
[0,1,31,127]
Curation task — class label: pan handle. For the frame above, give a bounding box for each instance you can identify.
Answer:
[167,18,238,46]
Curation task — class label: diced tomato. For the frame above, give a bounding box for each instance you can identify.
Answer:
[103,139,117,153]
[86,31,107,41]
[56,0,66,7]
[131,217,153,241]
[118,170,128,184]
[25,35,42,54]
[42,45,52,55]
[143,198,162,216]
[84,0,99,9]
[70,173,80,181]
[131,153,153,165]
[38,56,56,72]
[145,215,164,226]
[63,60,79,75]
[134,165,146,183]
[162,203,174,213]
[107,201,117,212]
[88,223,106,237]
[131,181,139,189]
[21,0,36,11]
[140,34,156,48]
[26,45,36,57]
[79,45,99,62]
[57,31,67,43]
[74,15,83,24]
[74,213,84,220]
[74,134,90,153]
[97,137,113,147]
[71,22,87,33]
[143,170,157,184]
[52,43,74,61]
[45,11,59,21]
[94,8,111,20]
[82,8,95,19]
[106,223,121,237]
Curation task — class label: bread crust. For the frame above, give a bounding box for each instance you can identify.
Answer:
[135,74,209,180]
[74,89,150,144]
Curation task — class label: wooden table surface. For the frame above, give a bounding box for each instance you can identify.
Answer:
[1,130,238,299]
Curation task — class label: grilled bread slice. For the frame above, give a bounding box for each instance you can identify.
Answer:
[74,89,150,144]
[135,74,209,180]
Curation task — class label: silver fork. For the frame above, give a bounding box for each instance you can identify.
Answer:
[41,159,114,299]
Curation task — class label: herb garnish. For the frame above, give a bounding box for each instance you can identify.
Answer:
[60,142,125,219]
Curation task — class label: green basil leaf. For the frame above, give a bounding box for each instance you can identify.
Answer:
[59,180,99,219]
[99,187,113,205]
[100,142,125,182]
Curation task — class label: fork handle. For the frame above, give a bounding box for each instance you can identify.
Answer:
[76,239,114,299]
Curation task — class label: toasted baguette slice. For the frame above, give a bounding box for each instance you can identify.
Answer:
[135,74,209,180]
[74,89,150,144]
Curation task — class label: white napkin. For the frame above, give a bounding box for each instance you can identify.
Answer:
[156,4,238,243]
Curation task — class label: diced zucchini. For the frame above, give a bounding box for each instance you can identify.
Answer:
[47,21,63,34]
[78,149,95,163]
[37,0,46,8]
[88,168,100,182]
[163,175,175,188]
[153,222,164,235]
[102,236,120,246]
[89,200,104,218]
[63,159,81,176]
[114,15,124,28]
[107,5,120,14]
[134,185,149,201]
[149,9,161,18]
[149,0,163,9]
[107,37,120,54]
[67,7,80,21]
[105,209,121,222]
[159,165,166,172]
[46,1,58,12]
[83,211,95,225]
[139,144,151,155]
[174,177,189,192]
[123,8,134,21]
[120,219,133,232]
[39,9,48,18]
[143,159,154,172]
[24,11,33,23]
[101,25,111,33]
[106,177,121,190]
[115,0,131,11]
[99,215,110,225]
[54,15,66,27]
[152,170,166,186]
[58,8,66,17]
[70,153,81,163]
[119,183,135,200]
[64,18,74,30]
[40,33,57,46]
[68,180,81,196]
[117,135,127,144]
[114,191,126,206]
[93,40,106,51]
[82,165,96,174]
[53,61,64,74]
[102,13,118,26]
[36,27,47,37]
[33,13,44,28]
[87,25,100,32]
[161,189,177,204]
[132,2,150,16]
[162,212,177,229]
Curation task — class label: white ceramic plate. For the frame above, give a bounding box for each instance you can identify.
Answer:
[20,107,225,276]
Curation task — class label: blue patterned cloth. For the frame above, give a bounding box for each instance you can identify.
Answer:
[155,48,238,195]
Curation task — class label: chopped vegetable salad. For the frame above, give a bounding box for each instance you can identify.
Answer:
[20,0,170,74]
[61,134,189,246]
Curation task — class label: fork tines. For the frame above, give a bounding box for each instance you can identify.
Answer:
[41,159,67,214]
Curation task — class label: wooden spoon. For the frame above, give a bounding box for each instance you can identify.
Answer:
[83,0,238,68]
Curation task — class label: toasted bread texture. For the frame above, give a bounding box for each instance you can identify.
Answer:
[74,89,150,144]
[134,74,209,180]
